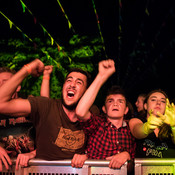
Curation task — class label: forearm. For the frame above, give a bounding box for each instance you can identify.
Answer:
[76,74,106,119]
[0,67,28,102]
[29,150,36,159]
[40,79,50,98]
[129,118,148,139]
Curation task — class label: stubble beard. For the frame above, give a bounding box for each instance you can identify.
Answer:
[61,94,79,111]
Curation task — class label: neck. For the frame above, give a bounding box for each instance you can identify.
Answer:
[108,117,123,129]
[62,105,77,122]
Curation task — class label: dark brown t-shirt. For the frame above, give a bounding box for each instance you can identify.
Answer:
[28,96,86,160]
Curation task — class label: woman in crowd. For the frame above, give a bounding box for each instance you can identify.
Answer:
[129,89,175,158]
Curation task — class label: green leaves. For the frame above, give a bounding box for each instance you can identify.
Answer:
[0,35,103,98]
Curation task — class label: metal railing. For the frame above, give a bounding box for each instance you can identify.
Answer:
[135,158,175,175]
[0,159,127,175]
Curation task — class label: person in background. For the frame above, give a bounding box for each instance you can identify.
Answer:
[135,93,146,113]
[0,67,34,171]
[15,65,53,170]
[135,93,147,118]
[0,59,91,168]
[72,60,135,174]
[129,89,175,158]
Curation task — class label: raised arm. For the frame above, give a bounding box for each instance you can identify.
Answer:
[0,59,44,116]
[40,65,53,98]
[76,59,115,121]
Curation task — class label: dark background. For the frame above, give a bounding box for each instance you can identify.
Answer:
[1,0,175,104]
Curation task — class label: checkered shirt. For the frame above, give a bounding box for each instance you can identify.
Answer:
[82,114,135,159]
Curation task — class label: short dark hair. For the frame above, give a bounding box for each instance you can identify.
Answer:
[138,93,147,99]
[65,68,91,88]
[0,67,16,74]
[105,85,128,106]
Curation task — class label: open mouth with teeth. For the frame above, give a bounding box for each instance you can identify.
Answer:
[67,91,75,98]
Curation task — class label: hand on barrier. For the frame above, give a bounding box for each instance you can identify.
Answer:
[106,151,130,169]
[143,110,164,135]
[71,154,88,168]
[0,146,12,171]
[16,150,36,170]
[157,98,175,127]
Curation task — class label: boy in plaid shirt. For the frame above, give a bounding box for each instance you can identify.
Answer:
[72,60,135,173]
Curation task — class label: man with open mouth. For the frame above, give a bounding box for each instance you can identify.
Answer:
[0,59,91,167]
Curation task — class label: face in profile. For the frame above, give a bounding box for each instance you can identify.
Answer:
[0,72,13,87]
[135,96,145,112]
[62,72,87,110]
[144,92,166,116]
[0,72,21,99]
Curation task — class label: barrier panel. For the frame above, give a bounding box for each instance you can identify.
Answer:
[135,158,175,175]
[0,159,127,175]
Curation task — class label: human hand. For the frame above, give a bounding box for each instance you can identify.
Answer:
[98,59,115,82]
[0,147,12,171]
[106,151,130,169]
[25,59,45,77]
[71,154,87,168]
[157,99,175,127]
[16,150,36,170]
[43,65,53,76]
[143,110,164,135]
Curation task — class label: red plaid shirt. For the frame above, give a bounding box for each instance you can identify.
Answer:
[82,114,135,159]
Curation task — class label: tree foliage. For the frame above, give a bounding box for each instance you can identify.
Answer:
[0,35,104,98]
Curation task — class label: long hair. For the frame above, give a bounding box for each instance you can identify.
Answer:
[144,89,171,141]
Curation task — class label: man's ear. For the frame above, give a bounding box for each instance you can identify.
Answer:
[102,106,106,113]
[144,103,147,110]
[124,106,129,115]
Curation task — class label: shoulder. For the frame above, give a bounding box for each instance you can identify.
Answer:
[28,96,60,110]
[28,96,58,103]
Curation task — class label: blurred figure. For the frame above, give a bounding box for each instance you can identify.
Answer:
[0,67,35,171]
[135,93,146,112]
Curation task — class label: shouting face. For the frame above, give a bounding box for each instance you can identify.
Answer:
[62,72,87,110]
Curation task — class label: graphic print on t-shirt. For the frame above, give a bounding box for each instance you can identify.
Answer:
[0,116,35,157]
[143,139,168,158]
[55,127,85,152]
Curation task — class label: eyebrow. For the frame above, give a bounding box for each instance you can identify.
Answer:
[66,76,84,84]
[150,96,166,100]
[106,98,125,102]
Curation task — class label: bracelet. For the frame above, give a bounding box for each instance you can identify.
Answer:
[43,76,50,80]
[171,126,175,130]
[24,64,32,74]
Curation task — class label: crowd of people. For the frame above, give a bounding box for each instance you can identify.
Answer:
[0,59,175,175]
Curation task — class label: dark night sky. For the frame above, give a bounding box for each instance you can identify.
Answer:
[1,0,175,103]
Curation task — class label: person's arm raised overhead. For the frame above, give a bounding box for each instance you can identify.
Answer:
[40,65,53,98]
[76,59,115,121]
[0,59,44,116]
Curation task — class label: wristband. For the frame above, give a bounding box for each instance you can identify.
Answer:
[24,64,32,74]
[43,76,50,80]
